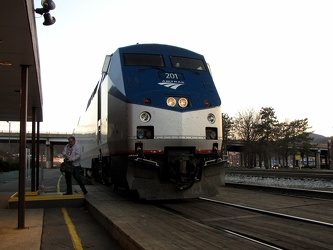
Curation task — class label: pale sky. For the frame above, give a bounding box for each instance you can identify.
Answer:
[2,0,333,137]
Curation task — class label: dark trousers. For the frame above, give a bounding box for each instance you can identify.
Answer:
[64,166,87,194]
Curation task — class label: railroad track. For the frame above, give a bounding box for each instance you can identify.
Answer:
[87,176,333,248]
[155,201,283,249]
[225,182,333,200]
[154,196,333,249]
[88,169,333,249]
[226,168,333,180]
[200,197,333,228]
[225,168,333,198]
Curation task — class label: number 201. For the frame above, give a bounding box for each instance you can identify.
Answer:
[165,73,178,79]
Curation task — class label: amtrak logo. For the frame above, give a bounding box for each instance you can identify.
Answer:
[158,81,185,90]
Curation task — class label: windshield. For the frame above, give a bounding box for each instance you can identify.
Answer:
[123,53,165,67]
[170,56,206,71]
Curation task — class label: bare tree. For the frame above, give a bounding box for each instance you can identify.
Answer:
[222,113,234,161]
[233,109,260,168]
[227,108,314,168]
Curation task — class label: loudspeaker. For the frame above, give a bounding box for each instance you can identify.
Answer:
[41,0,56,11]
[43,13,56,26]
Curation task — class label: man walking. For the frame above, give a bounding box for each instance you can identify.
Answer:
[62,136,88,195]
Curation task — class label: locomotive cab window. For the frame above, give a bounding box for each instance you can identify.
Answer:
[170,56,206,71]
[123,53,165,67]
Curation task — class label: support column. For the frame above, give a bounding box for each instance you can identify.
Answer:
[329,139,333,170]
[316,149,321,169]
[45,139,52,168]
[18,65,29,229]
[31,107,36,191]
[240,152,244,167]
[50,144,54,167]
[36,121,40,191]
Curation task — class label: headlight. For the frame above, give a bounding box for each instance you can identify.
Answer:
[167,97,177,107]
[209,130,217,139]
[206,127,218,140]
[137,129,145,139]
[137,126,154,139]
[178,98,188,108]
[139,111,151,122]
[145,130,153,139]
[207,113,216,124]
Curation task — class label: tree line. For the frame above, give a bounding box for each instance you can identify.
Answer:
[222,107,314,168]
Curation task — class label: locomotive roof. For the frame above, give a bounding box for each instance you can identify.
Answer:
[117,44,204,59]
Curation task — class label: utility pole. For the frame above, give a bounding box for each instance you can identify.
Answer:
[6,121,10,155]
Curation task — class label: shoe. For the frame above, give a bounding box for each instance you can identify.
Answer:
[63,192,72,195]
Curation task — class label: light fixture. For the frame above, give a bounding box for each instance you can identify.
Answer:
[143,98,151,105]
[139,111,151,123]
[178,98,188,108]
[0,61,12,66]
[207,113,216,124]
[35,0,56,26]
[204,100,211,107]
[166,97,177,107]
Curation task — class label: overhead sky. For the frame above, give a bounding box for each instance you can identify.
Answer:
[1,0,333,137]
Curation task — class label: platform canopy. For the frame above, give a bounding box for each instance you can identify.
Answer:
[0,0,43,122]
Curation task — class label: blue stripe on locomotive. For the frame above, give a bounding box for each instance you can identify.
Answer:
[108,44,221,112]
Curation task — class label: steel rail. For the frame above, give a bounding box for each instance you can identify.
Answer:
[199,197,333,228]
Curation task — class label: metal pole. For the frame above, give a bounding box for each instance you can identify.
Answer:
[6,121,11,155]
[18,65,29,229]
[31,107,36,191]
[329,140,331,169]
[36,121,40,191]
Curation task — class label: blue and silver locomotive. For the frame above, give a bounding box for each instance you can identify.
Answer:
[74,44,224,199]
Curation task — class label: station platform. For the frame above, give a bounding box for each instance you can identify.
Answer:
[1,169,230,249]
[0,169,86,250]
[0,207,44,250]
[1,182,227,250]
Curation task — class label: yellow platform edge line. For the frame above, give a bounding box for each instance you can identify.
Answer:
[10,191,39,197]
[8,194,84,203]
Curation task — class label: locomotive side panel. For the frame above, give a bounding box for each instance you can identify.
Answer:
[75,87,99,169]
[99,77,129,157]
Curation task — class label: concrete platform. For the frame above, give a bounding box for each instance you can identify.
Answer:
[84,185,233,249]
[0,168,87,250]
[0,208,44,250]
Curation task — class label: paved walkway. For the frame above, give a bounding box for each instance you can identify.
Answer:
[0,208,44,250]
[0,168,66,250]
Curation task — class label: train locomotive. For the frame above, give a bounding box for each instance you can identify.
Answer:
[74,43,225,199]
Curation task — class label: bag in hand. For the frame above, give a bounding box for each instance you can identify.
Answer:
[60,160,73,173]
